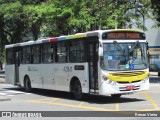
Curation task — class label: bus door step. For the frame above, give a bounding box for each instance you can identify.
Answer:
[15,82,20,86]
[89,92,99,95]
[89,89,99,94]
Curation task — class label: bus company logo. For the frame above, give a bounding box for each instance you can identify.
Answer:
[2,112,11,117]
[28,66,38,72]
[63,66,72,72]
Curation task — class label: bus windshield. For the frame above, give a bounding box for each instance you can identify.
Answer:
[100,42,148,71]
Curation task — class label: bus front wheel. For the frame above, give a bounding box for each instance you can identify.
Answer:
[73,80,83,100]
[24,76,32,92]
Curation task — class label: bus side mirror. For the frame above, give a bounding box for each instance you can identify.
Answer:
[147,52,150,64]
[99,42,103,56]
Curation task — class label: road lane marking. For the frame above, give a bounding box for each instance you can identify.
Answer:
[25,91,160,111]
[116,101,120,111]
[26,100,113,111]
[48,98,59,103]
[143,91,160,110]
[78,102,84,106]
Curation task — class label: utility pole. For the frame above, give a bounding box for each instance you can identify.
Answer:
[135,2,145,31]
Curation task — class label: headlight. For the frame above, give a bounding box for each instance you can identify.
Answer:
[111,81,117,85]
[106,79,112,84]
[102,75,117,85]
[102,75,108,81]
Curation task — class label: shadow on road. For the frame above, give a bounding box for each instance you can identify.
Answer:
[3,87,145,104]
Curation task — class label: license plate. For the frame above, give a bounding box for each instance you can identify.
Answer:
[126,86,135,90]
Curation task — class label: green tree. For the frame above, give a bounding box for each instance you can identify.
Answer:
[0,0,156,46]
[0,1,27,44]
[0,0,155,63]
[151,0,160,26]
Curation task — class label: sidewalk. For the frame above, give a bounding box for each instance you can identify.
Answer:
[0,70,11,102]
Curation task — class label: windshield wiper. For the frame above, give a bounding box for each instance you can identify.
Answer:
[113,41,123,52]
[129,41,140,53]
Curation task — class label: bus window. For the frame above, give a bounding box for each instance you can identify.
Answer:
[42,44,54,63]
[6,48,13,64]
[21,47,31,64]
[33,45,41,64]
[55,43,67,62]
[69,40,85,62]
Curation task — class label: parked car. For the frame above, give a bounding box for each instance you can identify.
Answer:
[149,64,159,71]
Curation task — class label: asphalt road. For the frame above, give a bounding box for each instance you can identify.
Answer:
[0,74,159,119]
[0,84,160,120]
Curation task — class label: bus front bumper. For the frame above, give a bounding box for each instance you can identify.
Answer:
[99,78,149,95]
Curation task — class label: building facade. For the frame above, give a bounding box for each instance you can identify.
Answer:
[145,19,160,70]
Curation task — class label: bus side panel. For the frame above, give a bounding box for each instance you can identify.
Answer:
[19,64,43,88]
[29,64,42,88]
[41,64,55,90]
[19,64,28,87]
[54,63,69,91]
[53,63,89,93]
[5,65,16,85]
[68,63,89,93]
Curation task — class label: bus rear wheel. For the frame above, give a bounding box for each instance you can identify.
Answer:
[73,80,83,100]
[24,76,32,92]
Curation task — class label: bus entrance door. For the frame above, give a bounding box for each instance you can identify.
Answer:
[88,38,98,93]
[13,48,20,85]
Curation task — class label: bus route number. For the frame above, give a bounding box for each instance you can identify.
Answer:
[63,66,72,72]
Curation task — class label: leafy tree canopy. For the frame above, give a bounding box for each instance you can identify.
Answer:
[151,0,160,26]
[0,0,157,48]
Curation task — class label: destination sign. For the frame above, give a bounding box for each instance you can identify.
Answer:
[102,31,145,40]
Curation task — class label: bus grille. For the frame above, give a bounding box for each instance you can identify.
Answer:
[111,71,145,77]
[117,80,141,84]
[108,71,148,83]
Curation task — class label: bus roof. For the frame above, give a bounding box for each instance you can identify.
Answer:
[5,29,144,49]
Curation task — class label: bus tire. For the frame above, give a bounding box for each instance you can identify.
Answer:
[111,94,121,100]
[73,80,83,100]
[24,76,32,92]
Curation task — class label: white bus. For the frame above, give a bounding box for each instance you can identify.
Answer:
[5,29,149,100]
